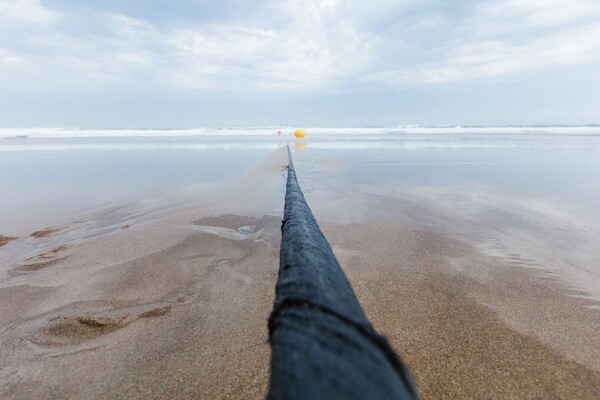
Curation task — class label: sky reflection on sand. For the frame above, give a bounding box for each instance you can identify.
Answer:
[2,129,599,299]
[290,138,600,302]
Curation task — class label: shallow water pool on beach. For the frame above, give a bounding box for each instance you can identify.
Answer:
[0,141,282,234]
[292,136,600,300]
[2,127,599,295]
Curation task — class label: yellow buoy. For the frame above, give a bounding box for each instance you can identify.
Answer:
[294,129,306,138]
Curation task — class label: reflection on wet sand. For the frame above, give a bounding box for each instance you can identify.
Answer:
[1,133,600,399]
[293,144,600,398]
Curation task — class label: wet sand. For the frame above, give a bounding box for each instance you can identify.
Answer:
[324,223,600,399]
[0,235,17,247]
[0,213,281,399]
[1,146,600,399]
[0,149,288,399]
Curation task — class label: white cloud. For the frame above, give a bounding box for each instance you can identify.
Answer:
[1,0,599,92]
[0,0,56,25]
[363,0,600,85]
[368,24,600,85]
[0,48,24,65]
[469,0,597,33]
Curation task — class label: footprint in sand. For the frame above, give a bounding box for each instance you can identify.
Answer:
[12,245,71,274]
[31,303,173,347]
[30,227,62,238]
[12,257,69,273]
[0,235,18,248]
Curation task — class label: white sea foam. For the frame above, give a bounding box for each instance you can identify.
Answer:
[1,125,600,139]
[1,126,599,152]
[0,143,280,151]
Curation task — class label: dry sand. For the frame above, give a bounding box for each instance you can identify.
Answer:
[1,147,599,399]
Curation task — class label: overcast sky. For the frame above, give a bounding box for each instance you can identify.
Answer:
[1,0,599,127]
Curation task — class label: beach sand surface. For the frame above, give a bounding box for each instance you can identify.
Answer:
[0,149,287,399]
[1,144,600,399]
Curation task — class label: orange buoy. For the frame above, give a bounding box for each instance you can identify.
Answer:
[294,129,306,138]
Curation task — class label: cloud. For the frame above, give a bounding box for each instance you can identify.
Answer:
[0,0,377,91]
[469,0,597,32]
[1,0,600,93]
[364,25,600,85]
[362,0,600,85]
[0,0,56,25]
